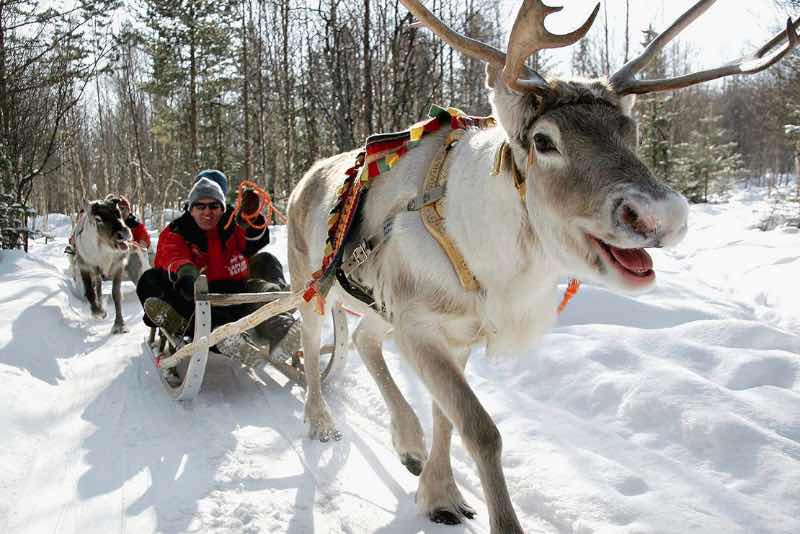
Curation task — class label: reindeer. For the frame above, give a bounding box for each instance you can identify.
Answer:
[73,199,133,334]
[287,1,799,531]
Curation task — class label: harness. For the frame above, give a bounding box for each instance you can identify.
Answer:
[302,105,580,315]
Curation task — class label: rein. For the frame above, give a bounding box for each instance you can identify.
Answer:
[224,180,287,230]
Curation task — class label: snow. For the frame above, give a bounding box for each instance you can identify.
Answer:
[1,183,799,534]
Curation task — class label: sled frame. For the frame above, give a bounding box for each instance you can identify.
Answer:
[147,275,349,400]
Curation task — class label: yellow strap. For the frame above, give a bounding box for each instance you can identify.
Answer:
[419,130,480,292]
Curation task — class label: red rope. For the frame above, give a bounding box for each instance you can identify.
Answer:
[224,180,288,230]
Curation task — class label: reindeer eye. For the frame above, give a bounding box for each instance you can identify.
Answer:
[533,133,558,154]
[94,216,103,224]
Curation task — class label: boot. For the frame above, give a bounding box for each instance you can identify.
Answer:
[267,316,302,363]
[144,297,190,339]
[245,278,284,294]
[215,332,269,367]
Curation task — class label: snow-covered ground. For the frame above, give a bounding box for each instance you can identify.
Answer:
[1,184,798,534]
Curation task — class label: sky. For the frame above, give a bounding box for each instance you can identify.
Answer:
[1,178,799,533]
[501,0,795,75]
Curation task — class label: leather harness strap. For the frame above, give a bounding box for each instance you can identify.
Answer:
[491,140,527,204]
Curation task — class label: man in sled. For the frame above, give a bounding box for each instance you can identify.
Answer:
[136,169,300,365]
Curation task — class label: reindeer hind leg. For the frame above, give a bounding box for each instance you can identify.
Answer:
[298,301,341,442]
[110,271,127,334]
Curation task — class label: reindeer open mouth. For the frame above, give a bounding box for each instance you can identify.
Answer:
[586,234,655,288]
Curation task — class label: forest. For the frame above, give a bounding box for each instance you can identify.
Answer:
[1,0,799,247]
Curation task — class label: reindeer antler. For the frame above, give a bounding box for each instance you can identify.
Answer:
[610,0,800,95]
[400,0,599,96]
[503,1,600,93]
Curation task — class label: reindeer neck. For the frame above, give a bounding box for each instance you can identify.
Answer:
[444,127,556,291]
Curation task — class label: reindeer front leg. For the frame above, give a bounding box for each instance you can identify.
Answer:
[299,302,341,441]
[396,332,523,534]
[110,271,127,334]
[415,348,476,524]
[81,270,106,319]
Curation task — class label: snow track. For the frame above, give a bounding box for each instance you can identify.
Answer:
[1,189,799,533]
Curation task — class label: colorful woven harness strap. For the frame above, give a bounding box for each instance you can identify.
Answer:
[302,106,494,313]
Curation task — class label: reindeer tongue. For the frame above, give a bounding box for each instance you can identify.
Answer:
[608,245,653,273]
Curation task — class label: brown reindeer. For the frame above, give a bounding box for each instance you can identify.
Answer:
[287,1,799,531]
[73,199,133,334]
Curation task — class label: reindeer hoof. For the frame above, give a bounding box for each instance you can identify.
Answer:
[430,509,461,525]
[318,429,343,443]
[401,454,424,476]
[457,503,476,520]
[92,309,107,319]
[111,323,128,334]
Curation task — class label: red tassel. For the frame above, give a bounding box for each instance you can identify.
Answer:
[557,279,581,314]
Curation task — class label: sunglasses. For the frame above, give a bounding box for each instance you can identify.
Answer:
[191,201,223,211]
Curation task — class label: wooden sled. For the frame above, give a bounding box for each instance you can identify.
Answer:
[146,275,349,401]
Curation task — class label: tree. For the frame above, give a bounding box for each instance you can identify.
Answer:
[636,26,676,184]
[0,0,119,205]
[139,0,238,174]
[0,0,119,249]
[673,113,745,202]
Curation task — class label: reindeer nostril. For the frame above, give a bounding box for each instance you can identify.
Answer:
[616,201,655,237]
[621,204,639,228]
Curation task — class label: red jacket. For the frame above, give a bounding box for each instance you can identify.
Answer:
[125,215,151,248]
[154,209,269,282]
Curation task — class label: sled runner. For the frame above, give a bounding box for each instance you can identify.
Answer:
[146,275,349,401]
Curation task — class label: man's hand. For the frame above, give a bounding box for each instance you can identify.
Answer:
[175,264,200,301]
[242,187,260,216]
[237,187,262,228]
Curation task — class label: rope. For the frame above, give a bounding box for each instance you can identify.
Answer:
[224,180,288,230]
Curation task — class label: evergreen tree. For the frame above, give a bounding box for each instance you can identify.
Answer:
[571,38,600,78]
[673,113,745,202]
[138,0,238,175]
[635,25,676,184]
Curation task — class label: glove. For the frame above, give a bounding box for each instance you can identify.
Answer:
[237,188,261,228]
[175,264,200,301]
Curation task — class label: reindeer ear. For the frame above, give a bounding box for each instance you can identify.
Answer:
[619,94,636,117]
[489,74,539,149]
[87,201,96,215]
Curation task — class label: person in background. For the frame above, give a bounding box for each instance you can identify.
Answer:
[136,169,300,365]
[113,195,150,250]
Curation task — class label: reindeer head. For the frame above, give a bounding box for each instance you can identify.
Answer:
[87,199,133,252]
[402,0,798,292]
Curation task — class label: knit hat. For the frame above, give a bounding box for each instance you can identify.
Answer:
[195,169,228,196]
[187,177,226,207]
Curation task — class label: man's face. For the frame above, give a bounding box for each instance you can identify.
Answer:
[190,196,224,231]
